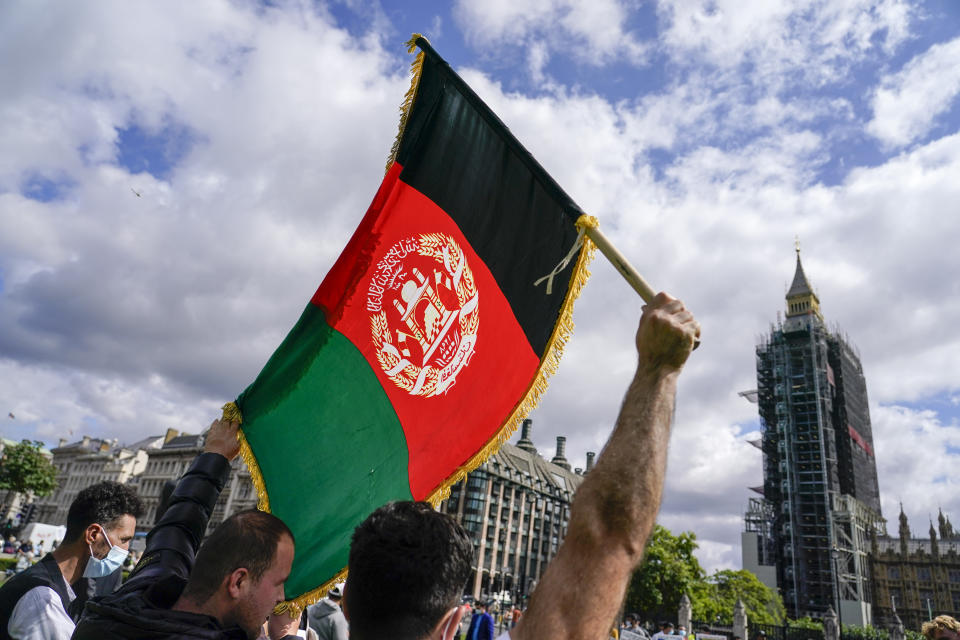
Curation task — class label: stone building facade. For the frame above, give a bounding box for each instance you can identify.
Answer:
[32,434,166,525]
[135,433,258,533]
[870,507,960,631]
[27,429,257,535]
[441,419,591,601]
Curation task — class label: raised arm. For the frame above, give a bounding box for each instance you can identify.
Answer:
[513,293,699,640]
[123,419,240,586]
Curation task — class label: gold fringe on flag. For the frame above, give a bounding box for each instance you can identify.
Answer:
[272,566,349,618]
[385,33,427,176]
[220,402,270,513]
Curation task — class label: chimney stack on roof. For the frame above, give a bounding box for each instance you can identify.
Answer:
[58,438,67,448]
[164,428,180,444]
[551,436,571,471]
[516,418,538,455]
[585,451,596,473]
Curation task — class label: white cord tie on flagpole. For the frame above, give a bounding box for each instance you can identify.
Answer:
[535,215,598,295]
[534,230,585,295]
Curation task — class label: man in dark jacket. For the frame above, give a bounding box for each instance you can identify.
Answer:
[72,419,296,640]
[465,602,494,640]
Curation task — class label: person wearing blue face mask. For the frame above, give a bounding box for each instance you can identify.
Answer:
[0,481,144,640]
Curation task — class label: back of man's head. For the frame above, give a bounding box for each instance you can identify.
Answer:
[345,501,472,640]
[63,481,144,543]
[181,509,294,605]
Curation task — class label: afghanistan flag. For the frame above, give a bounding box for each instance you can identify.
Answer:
[224,35,598,611]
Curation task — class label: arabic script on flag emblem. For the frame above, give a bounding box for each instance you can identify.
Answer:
[367,233,479,397]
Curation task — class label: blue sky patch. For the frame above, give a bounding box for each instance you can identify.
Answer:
[115,119,198,181]
[20,172,76,202]
[885,390,960,425]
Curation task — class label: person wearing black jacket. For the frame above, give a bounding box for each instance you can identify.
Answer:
[72,419,295,640]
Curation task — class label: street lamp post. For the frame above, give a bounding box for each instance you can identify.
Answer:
[831,547,843,640]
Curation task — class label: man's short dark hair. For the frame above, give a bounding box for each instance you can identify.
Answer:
[345,501,473,640]
[181,509,294,604]
[64,481,144,543]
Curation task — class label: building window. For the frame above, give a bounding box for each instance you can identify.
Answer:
[949,570,960,583]
[887,566,901,580]
[918,567,932,582]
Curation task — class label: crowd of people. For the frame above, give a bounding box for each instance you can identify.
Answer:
[0,294,701,639]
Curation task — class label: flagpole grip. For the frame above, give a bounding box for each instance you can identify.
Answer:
[584,226,656,302]
[583,225,700,350]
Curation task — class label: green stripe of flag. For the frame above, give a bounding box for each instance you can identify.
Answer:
[237,303,412,598]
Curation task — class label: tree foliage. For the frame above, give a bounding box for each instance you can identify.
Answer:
[693,569,786,625]
[626,525,706,619]
[626,526,784,626]
[0,440,58,497]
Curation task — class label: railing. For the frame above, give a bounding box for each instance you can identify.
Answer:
[691,620,732,638]
[751,622,822,640]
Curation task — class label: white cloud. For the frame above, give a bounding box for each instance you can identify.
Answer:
[0,358,219,443]
[452,0,650,84]
[0,0,409,432]
[873,404,960,532]
[658,0,915,89]
[867,36,960,148]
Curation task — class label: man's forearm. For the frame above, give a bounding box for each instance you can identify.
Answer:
[570,368,677,561]
[515,370,678,640]
[515,292,697,640]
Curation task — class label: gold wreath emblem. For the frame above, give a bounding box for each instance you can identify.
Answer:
[370,233,479,397]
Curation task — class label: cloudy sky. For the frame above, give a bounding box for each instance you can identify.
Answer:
[2,0,959,572]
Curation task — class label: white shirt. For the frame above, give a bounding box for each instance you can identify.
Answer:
[7,584,76,640]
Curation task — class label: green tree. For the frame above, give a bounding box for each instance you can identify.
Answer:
[625,525,706,619]
[0,440,58,497]
[692,569,786,625]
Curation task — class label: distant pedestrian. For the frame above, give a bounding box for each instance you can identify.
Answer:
[652,622,675,640]
[307,583,348,640]
[466,601,494,640]
[261,610,318,640]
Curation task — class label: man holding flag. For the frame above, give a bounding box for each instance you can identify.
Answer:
[339,292,699,640]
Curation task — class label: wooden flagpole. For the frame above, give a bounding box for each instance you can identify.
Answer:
[583,226,655,302]
[584,225,700,349]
